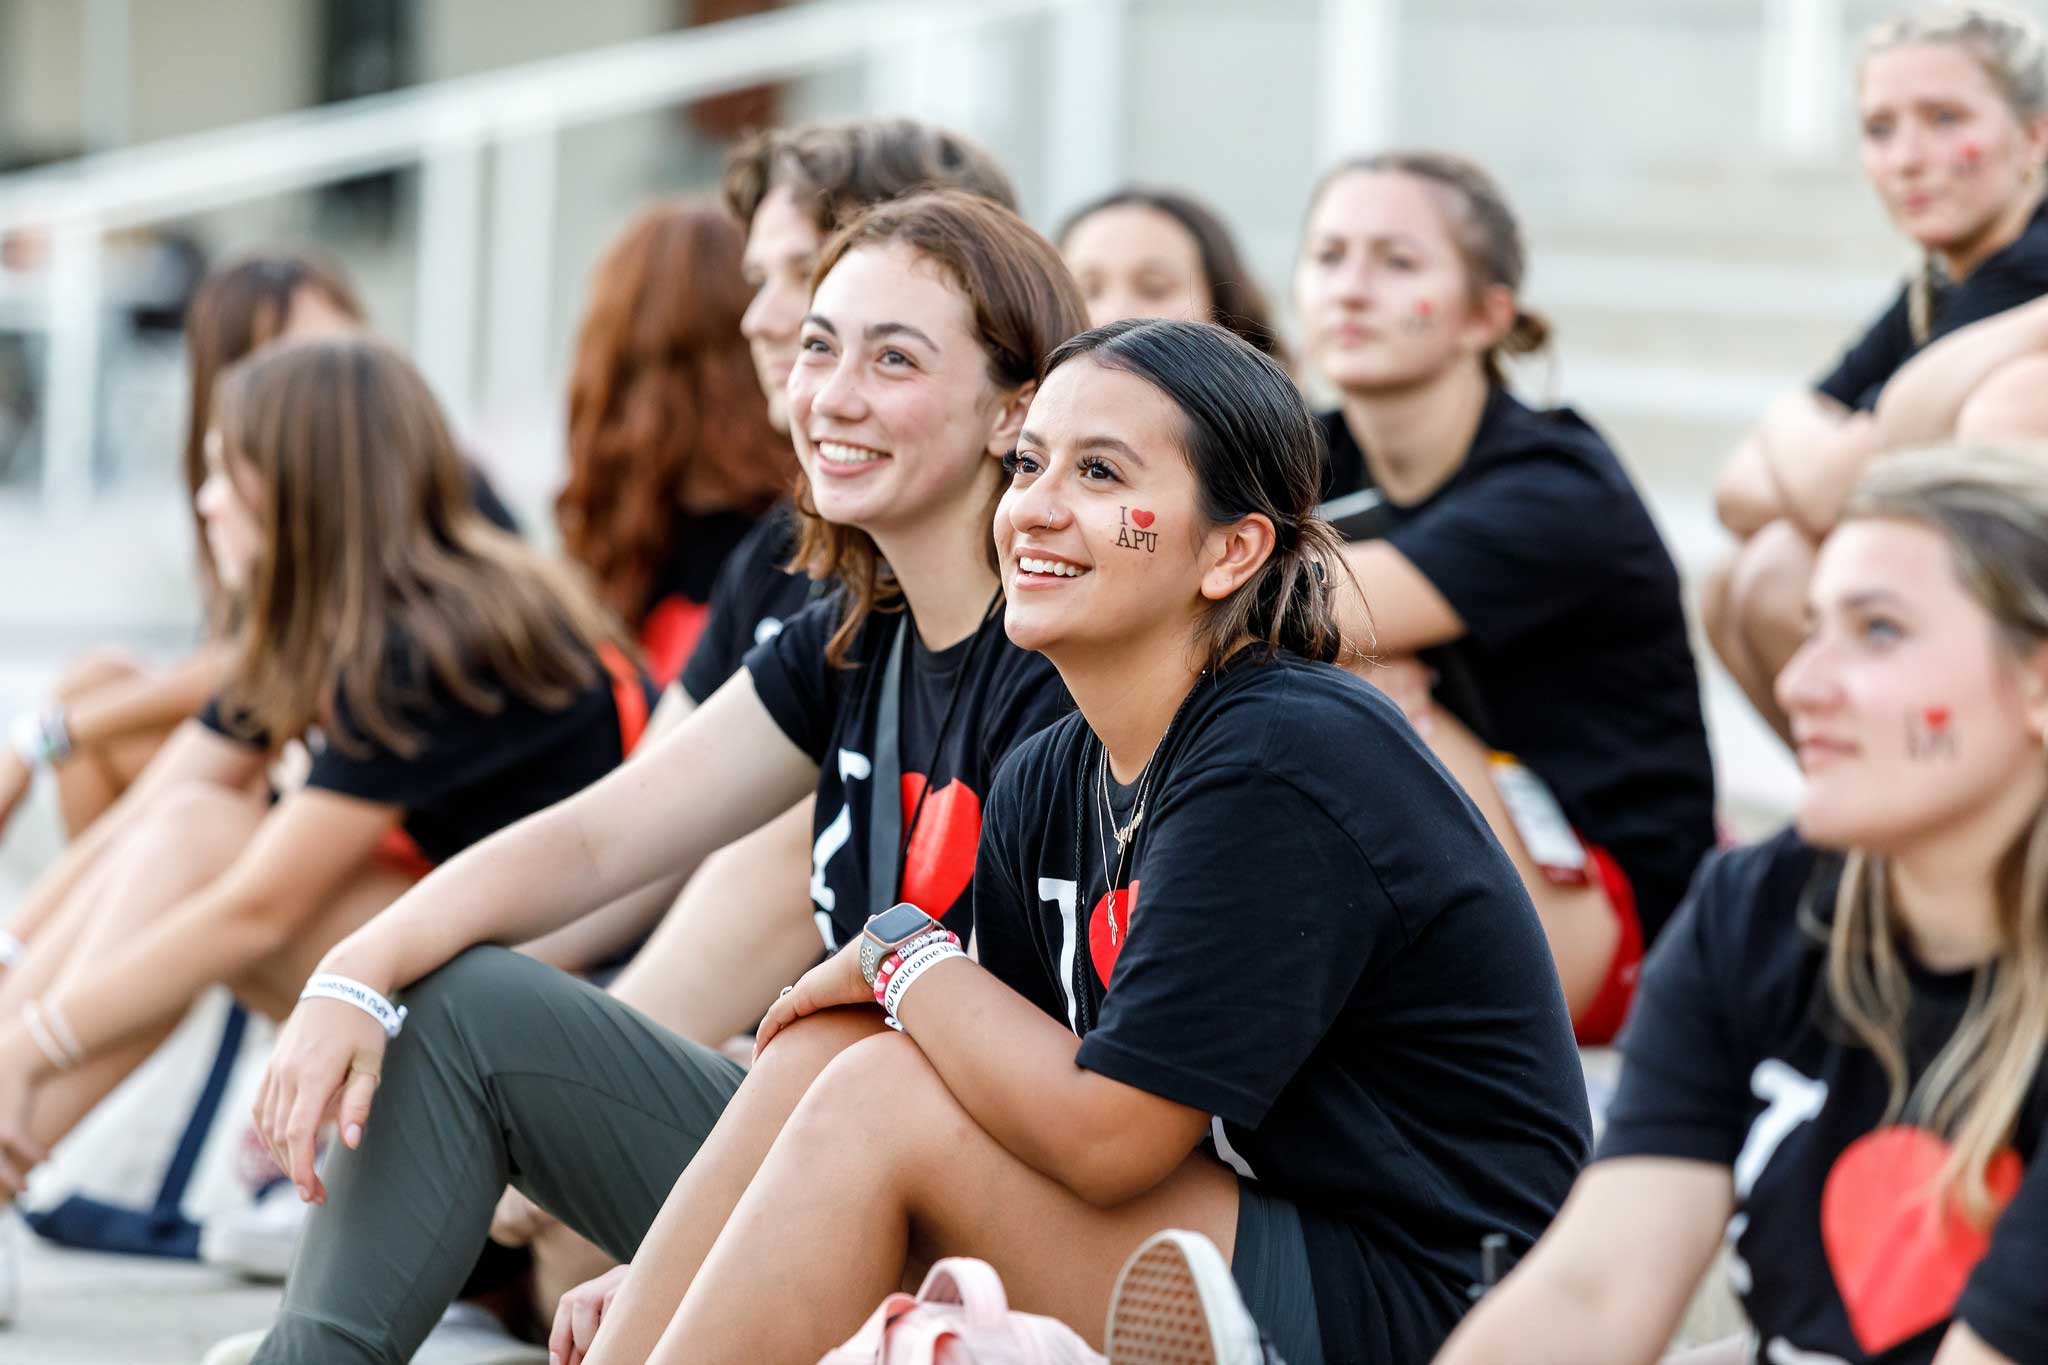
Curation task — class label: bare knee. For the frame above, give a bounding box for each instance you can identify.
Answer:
[1726,520,1815,638]
[53,648,141,704]
[1698,552,1740,650]
[789,1031,966,1156]
[1958,353,2048,443]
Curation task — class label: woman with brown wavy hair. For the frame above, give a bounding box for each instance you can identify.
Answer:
[0,251,518,960]
[230,190,1080,1364]
[0,337,650,1327]
[555,198,793,686]
[0,253,361,874]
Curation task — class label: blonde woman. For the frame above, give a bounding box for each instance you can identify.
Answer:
[1442,448,2048,1365]
[1710,3,2048,739]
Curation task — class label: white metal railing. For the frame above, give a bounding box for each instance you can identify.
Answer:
[0,0,1846,512]
[0,0,1126,509]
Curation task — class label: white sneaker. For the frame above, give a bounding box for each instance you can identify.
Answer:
[200,1182,308,1283]
[412,1302,548,1364]
[0,1206,18,1328]
[202,1304,548,1365]
[1105,1229,1267,1365]
[199,1329,260,1365]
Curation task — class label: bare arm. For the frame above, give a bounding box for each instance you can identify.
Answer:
[1435,1158,1734,1365]
[1872,293,2048,448]
[516,678,707,971]
[316,672,816,997]
[1714,392,1876,539]
[762,947,1211,1209]
[11,786,397,1065]
[3,721,265,944]
[59,643,233,753]
[1332,540,1465,659]
[1932,1323,2018,1365]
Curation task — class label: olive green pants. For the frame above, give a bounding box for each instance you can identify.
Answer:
[252,946,746,1364]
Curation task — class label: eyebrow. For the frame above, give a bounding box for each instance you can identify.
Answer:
[799,316,940,351]
[1840,589,1908,610]
[1016,430,1148,466]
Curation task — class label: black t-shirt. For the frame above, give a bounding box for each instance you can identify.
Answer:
[1601,830,2048,1364]
[636,508,763,688]
[975,654,1591,1362]
[200,635,650,865]
[679,503,818,704]
[744,592,1072,949]
[1319,391,1717,942]
[1817,200,2048,411]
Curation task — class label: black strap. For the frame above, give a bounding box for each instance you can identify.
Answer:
[865,615,909,924]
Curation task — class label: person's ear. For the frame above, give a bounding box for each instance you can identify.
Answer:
[2023,113,2048,178]
[2020,639,2048,746]
[985,381,1037,459]
[1199,513,1276,603]
[1462,282,1516,359]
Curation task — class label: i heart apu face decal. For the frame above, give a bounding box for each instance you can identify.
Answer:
[1819,1125,2022,1355]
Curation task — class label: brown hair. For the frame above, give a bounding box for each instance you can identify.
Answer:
[722,118,1017,232]
[554,197,793,623]
[211,336,626,758]
[1056,186,1291,367]
[1042,319,1348,672]
[1306,150,1550,384]
[183,249,363,611]
[1827,444,2048,1226]
[793,190,1087,665]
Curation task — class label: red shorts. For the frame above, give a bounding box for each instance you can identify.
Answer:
[371,643,650,882]
[1569,843,1643,1047]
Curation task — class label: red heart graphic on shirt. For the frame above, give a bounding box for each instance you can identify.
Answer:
[1130,509,1155,529]
[898,775,982,917]
[1820,1125,2023,1354]
[1088,880,1141,986]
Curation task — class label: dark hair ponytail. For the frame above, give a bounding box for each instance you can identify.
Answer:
[1042,319,1350,671]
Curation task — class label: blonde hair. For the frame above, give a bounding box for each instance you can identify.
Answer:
[1863,4,2048,340]
[1828,444,2048,1225]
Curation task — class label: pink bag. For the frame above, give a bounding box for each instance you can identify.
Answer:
[818,1257,1106,1365]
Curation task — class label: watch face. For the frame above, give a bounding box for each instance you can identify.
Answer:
[866,902,933,943]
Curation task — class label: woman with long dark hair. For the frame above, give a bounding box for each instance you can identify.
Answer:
[0,337,646,1325]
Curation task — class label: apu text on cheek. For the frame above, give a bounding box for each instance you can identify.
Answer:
[1116,505,1159,553]
[1905,706,1959,761]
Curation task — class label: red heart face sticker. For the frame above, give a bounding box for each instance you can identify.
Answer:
[1820,1126,2023,1354]
[1924,706,1952,732]
[1088,880,1140,986]
[1130,509,1155,529]
[898,775,982,917]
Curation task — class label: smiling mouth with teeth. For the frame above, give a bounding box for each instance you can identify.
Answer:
[815,440,889,466]
[1017,556,1088,578]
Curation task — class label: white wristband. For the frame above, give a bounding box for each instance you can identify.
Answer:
[0,930,23,968]
[883,941,965,1023]
[300,973,408,1039]
[9,708,71,770]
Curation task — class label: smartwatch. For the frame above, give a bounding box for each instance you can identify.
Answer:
[859,902,944,988]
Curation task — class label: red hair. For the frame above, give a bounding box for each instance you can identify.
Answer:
[555,198,793,621]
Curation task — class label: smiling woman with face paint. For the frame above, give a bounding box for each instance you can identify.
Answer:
[1443,447,2048,1365]
[1710,4,2048,740]
[1295,150,1716,1044]
[227,193,1078,1364]
[518,320,1591,1365]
